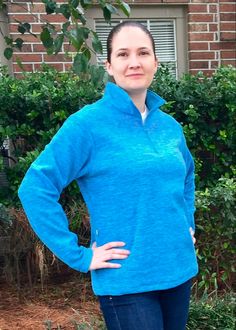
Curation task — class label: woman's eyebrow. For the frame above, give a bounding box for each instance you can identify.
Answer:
[115,47,151,53]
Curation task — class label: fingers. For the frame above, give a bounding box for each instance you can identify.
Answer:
[189,227,196,245]
[89,241,130,271]
[103,241,126,249]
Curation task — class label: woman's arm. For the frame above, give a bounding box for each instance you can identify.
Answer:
[18,115,93,272]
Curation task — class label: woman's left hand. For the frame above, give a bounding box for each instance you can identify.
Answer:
[189,227,196,245]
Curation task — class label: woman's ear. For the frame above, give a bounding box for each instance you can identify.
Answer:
[154,57,158,73]
[105,60,113,76]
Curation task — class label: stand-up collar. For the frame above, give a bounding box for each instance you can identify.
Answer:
[103,82,165,116]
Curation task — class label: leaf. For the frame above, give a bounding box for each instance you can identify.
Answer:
[16,57,24,71]
[80,0,92,9]
[43,0,57,15]
[73,53,88,74]
[4,48,13,60]
[62,22,70,33]
[70,0,79,8]
[103,7,111,22]
[54,34,64,54]
[118,1,130,17]
[91,32,103,54]
[69,28,84,51]
[18,22,31,34]
[15,38,24,50]
[81,27,90,39]
[105,4,118,15]
[83,48,91,61]
[4,36,13,46]
[40,27,53,48]
[57,4,71,19]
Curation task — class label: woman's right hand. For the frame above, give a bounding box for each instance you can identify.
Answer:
[89,241,130,271]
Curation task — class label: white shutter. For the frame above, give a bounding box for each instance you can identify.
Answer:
[149,20,177,76]
[95,19,177,77]
[95,20,121,66]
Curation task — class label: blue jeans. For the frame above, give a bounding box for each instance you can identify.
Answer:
[98,279,192,330]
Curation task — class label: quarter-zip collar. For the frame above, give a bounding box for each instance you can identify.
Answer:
[103,82,165,116]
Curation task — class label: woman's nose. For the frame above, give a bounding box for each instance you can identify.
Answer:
[128,55,141,69]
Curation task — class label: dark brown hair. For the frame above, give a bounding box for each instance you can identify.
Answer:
[106,21,156,63]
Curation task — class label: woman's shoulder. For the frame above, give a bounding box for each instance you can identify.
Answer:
[67,98,106,126]
[158,108,182,130]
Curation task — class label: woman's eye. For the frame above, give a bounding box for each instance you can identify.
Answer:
[117,52,127,57]
[140,51,149,56]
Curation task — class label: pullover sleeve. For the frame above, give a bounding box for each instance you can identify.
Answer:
[18,115,93,273]
[179,128,196,231]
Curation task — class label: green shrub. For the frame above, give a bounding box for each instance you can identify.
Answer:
[187,293,236,330]
[194,177,236,294]
[0,64,105,205]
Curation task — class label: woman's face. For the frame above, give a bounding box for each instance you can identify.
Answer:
[106,26,158,96]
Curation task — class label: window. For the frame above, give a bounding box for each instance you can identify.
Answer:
[95,19,177,77]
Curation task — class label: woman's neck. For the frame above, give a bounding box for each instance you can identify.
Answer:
[129,90,147,113]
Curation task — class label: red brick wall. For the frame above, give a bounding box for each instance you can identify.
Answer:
[7,0,236,76]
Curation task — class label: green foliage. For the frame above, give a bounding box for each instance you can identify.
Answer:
[0,0,130,74]
[0,64,105,205]
[152,65,236,188]
[194,178,236,294]
[187,293,236,330]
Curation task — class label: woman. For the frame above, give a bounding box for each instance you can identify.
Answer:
[19,21,198,330]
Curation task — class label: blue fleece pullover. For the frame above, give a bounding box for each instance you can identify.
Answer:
[18,82,198,296]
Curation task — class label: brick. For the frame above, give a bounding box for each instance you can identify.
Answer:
[189,61,209,69]
[209,24,218,32]
[217,41,236,49]
[189,23,208,32]
[221,59,236,66]
[189,51,215,60]
[13,53,42,62]
[29,3,46,14]
[210,42,220,50]
[220,22,236,31]
[208,5,218,13]
[33,44,47,52]
[189,32,214,42]
[220,13,236,21]
[188,42,209,50]
[220,4,236,13]
[63,43,77,52]
[221,50,236,59]
[13,63,33,72]
[9,14,39,23]
[34,63,64,71]
[210,61,219,69]
[64,63,73,71]
[9,24,20,33]
[14,44,32,52]
[188,14,214,22]
[162,0,189,3]
[31,23,62,33]
[39,14,67,23]
[43,54,70,62]
[191,0,217,3]
[8,3,28,13]
[220,32,236,41]
[188,4,207,13]
[9,34,39,43]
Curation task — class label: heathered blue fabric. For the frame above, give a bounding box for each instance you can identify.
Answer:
[18,82,198,296]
